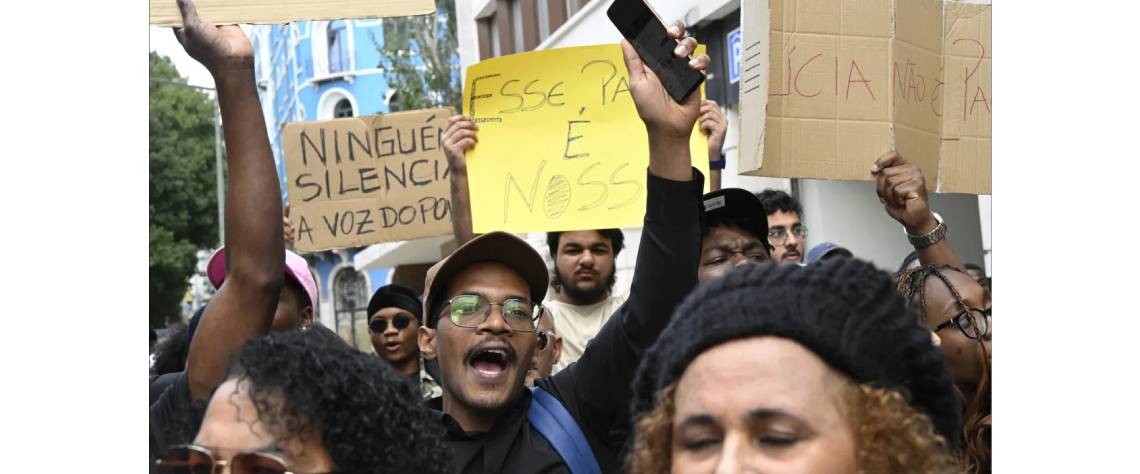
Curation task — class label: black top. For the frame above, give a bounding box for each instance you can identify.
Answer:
[150,371,182,406]
[433,170,704,474]
[150,371,194,468]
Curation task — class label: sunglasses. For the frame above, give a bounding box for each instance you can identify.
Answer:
[369,314,415,333]
[155,444,337,474]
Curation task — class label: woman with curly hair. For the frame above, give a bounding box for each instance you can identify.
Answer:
[154,329,451,474]
[898,264,992,474]
[629,258,965,473]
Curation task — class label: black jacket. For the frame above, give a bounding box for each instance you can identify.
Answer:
[434,170,704,473]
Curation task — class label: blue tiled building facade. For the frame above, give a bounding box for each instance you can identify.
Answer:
[250,19,400,350]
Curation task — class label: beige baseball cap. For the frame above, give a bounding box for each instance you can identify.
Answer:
[422,231,549,327]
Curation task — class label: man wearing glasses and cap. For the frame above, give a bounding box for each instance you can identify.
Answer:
[414,29,708,473]
[367,283,441,399]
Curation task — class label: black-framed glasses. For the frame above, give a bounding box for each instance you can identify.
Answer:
[768,224,807,246]
[934,308,990,340]
[155,444,337,474]
[369,314,414,333]
[442,294,542,332]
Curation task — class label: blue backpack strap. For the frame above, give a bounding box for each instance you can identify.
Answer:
[527,386,602,474]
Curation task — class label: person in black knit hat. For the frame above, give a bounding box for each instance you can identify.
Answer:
[367,284,442,399]
[628,258,964,473]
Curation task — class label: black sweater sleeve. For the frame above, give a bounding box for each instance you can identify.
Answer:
[542,168,704,465]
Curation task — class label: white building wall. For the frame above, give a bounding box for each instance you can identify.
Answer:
[799,179,986,272]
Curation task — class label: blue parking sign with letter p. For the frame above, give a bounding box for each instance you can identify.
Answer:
[727,26,742,84]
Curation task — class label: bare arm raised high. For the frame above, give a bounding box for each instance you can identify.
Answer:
[174,0,285,400]
[441,115,477,246]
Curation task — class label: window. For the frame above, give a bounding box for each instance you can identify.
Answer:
[333,267,370,351]
[537,0,550,42]
[490,15,502,57]
[511,0,525,54]
[566,0,581,17]
[333,98,354,118]
[386,91,401,112]
[318,89,356,119]
[328,20,350,74]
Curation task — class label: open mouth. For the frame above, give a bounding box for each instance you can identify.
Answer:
[383,341,402,352]
[466,343,516,380]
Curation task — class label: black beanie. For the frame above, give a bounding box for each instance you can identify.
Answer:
[367,284,424,322]
[631,258,962,449]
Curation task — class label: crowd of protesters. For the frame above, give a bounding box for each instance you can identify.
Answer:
[150,1,991,472]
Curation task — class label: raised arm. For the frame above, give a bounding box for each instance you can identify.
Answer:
[175,0,284,399]
[441,115,477,245]
[700,99,727,191]
[623,24,707,182]
[283,202,295,250]
[548,21,708,440]
[871,151,966,271]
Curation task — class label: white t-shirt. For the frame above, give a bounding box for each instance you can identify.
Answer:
[545,293,629,373]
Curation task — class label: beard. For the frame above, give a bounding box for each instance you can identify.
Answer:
[552,266,616,303]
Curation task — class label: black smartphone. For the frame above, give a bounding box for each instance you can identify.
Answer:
[607,0,704,103]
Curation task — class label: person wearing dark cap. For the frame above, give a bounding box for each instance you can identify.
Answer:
[698,188,772,284]
[629,258,964,473]
[367,283,441,399]
[806,241,854,264]
[415,24,708,473]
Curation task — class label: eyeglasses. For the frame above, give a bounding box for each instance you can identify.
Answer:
[768,224,807,246]
[369,314,415,333]
[934,308,990,340]
[155,444,337,474]
[442,294,542,332]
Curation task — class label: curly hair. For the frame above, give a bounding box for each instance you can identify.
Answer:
[630,381,963,474]
[151,322,190,377]
[897,265,992,474]
[167,329,451,473]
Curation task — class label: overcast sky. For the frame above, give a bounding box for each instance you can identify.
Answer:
[150,25,215,89]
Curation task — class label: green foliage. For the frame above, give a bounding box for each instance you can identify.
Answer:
[150,52,220,327]
[376,0,461,112]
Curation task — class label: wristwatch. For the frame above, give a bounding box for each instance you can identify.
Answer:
[906,212,946,249]
[709,153,726,170]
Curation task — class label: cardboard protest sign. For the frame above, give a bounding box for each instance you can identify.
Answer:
[150,0,436,27]
[283,108,454,252]
[738,0,991,194]
[939,2,992,194]
[461,44,712,234]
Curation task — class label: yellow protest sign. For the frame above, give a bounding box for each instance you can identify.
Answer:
[462,44,711,234]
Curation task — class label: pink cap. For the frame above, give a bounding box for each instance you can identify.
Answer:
[206,247,320,310]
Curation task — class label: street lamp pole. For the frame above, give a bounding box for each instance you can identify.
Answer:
[213,98,224,245]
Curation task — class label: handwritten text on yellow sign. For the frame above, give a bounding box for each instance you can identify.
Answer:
[462,44,710,233]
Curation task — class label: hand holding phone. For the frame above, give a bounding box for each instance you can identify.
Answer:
[617,27,710,142]
[608,0,705,103]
